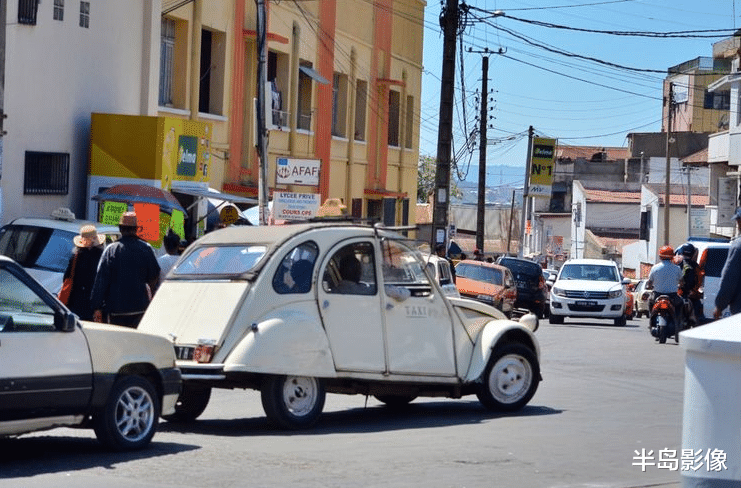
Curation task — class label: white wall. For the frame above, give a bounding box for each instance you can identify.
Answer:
[2,0,156,222]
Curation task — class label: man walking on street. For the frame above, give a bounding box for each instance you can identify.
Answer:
[714,207,741,319]
[91,211,160,327]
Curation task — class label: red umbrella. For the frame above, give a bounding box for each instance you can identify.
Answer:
[92,184,186,214]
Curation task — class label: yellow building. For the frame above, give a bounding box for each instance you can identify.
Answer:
[155,0,424,226]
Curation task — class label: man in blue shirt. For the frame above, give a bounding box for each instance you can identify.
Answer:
[91,211,160,328]
[646,245,682,307]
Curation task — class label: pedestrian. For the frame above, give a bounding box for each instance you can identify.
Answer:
[714,207,741,319]
[91,211,160,328]
[435,243,456,283]
[60,224,105,320]
[156,229,181,289]
[473,248,484,261]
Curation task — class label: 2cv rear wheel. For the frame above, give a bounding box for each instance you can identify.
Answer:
[261,375,326,429]
[477,343,539,412]
[163,383,212,422]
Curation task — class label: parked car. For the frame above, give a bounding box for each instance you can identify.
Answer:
[455,259,517,317]
[624,283,635,319]
[633,279,651,318]
[548,258,630,326]
[138,223,540,429]
[0,208,119,294]
[698,242,731,322]
[422,253,460,298]
[497,256,549,318]
[0,255,180,450]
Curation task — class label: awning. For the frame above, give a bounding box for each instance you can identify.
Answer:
[299,65,330,85]
[171,187,258,206]
[707,73,741,93]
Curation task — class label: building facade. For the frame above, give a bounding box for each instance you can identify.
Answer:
[0,0,424,228]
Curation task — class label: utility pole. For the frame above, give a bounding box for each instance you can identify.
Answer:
[518,126,534,257]
[431,0,458,248]
[256,0,269,225]
[476,54,489,253]
[664,82,673,245]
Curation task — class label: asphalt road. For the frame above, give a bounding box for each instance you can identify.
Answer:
[1,315,688,488]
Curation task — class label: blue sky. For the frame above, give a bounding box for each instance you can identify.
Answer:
[419,0,739,187]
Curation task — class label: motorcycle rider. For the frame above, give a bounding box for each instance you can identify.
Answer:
[678,243,702,326]
[646,245,682,337]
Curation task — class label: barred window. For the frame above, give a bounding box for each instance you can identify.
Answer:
[24,152,69,195]
[79,1,89,28]
[54,0,64,21]
[18,0,39,25]
[159,18,176,106]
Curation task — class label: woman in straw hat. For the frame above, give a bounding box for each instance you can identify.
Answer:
[62,224,105,320]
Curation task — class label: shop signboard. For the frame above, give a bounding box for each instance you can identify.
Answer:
[276,158,320,186]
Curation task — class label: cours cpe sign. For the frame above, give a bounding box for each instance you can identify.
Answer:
[276,157,320,186]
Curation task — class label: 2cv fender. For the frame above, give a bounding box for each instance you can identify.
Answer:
[463,319,541,411]
[223,307,337,378]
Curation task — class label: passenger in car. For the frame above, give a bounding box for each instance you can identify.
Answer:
[336,255,374,295]
[290,259,313,293]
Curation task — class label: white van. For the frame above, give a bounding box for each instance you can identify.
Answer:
[697,242,731,322]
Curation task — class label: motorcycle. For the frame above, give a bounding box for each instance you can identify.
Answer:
[649,294,686,344]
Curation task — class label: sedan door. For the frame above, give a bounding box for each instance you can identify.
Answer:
[0,263,93,423]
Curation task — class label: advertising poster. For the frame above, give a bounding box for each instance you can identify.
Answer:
[276,158,321,186]
[529,138,556,198]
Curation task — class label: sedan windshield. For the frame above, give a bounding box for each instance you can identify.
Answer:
[173,245,267,276]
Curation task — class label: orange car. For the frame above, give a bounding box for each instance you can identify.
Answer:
[454,260,517,317]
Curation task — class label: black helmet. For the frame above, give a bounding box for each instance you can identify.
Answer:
[681,243,696,258]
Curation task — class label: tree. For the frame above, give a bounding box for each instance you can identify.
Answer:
[417,155,461,203]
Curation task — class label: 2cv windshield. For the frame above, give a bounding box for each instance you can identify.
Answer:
[173,245,267,276]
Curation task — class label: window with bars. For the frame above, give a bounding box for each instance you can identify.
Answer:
[18,0,39,25]
[159,17,175,106]
[24,152,69,195]
[79,1,89,28]
[387,90,400,147]
[54,0,64,21]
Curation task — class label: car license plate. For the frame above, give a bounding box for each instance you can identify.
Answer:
[575,300,597,307]
[174,346,194,360]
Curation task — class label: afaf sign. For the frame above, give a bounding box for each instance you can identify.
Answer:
[276,157,320,186]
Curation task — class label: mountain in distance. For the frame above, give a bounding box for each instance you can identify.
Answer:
[453,164,525,205]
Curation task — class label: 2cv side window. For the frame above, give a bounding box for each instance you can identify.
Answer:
[322,242,377,295]
[272,241,319,294]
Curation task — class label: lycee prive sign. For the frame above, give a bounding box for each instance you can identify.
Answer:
[274,192,320,221]
[276,158,320,186]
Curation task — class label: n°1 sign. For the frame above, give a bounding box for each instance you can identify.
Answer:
[529,137,556,198]
[276,157,320,186]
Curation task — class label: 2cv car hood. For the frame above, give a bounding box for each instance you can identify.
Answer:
[139,280,250,346]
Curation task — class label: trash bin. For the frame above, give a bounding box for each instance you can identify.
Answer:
[681,317,741,487]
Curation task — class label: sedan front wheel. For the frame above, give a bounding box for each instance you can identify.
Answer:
[261,375,326,429]
[477,344,539,412]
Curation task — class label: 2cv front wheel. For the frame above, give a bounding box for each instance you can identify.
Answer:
[261,375,326,429]
[476,343,540,412]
